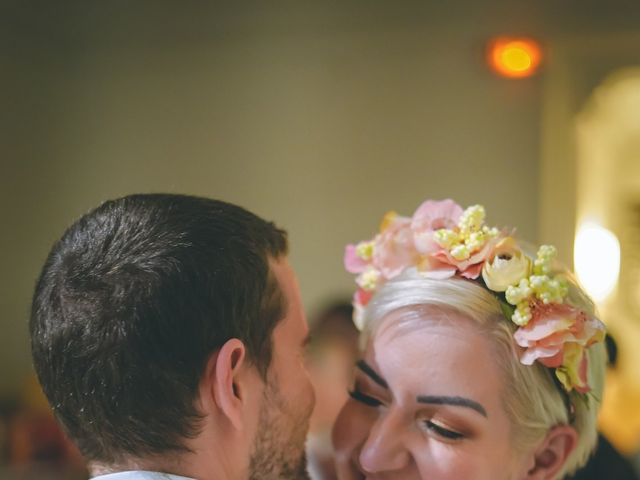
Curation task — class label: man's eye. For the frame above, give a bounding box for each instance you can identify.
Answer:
[424,420,464,440]
[348,389,383,407]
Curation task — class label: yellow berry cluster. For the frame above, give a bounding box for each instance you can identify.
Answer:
[505,245,569,326]
[433,205,499,261]
[355,240,375,261]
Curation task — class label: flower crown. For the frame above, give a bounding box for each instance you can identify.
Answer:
[344,199,606,394]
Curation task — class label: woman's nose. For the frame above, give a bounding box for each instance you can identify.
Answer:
[358,410,410,473]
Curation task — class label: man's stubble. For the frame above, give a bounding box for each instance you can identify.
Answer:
[248,375,313,480]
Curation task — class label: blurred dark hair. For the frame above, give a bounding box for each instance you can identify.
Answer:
[29,194,288,463]
[605,334,618,368]
[309,300,358,348]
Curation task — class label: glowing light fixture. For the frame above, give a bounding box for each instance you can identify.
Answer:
[488,37,542,78]
[574,222,621,303]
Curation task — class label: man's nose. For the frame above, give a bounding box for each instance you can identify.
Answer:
[359,409,410,473]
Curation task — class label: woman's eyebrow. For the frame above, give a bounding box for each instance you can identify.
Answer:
[416,395,488,418]
[355,360,388,389]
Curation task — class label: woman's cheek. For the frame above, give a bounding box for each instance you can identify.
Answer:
[333,400,369,455]
[332,399,377,477]
[413,442,491,480]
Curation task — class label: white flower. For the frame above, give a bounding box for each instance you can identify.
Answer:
[482,237,531,292]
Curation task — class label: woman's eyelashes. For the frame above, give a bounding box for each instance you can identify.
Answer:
[348,388,383,407]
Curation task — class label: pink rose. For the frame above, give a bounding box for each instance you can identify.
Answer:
[411,199,464,254]
[344,243,369,274]
[372,212,419,279]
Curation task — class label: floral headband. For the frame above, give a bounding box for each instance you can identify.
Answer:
[344,199,606,394]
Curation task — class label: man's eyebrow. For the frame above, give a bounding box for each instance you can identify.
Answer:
[355,360,388,389]
[416,395,488,418]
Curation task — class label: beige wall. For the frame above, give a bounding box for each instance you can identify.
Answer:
[2,2,639,397]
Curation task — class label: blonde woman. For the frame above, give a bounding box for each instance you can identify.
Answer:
[332,199,607,480]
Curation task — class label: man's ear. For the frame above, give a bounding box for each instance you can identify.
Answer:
[521,425,578,480]
[200,338,248,431]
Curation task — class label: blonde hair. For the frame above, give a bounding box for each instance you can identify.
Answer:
[361,268,606,478]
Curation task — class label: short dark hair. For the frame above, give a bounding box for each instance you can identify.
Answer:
[29,194,288,463]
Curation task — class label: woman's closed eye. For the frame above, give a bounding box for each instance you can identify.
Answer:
[423,419,465,441]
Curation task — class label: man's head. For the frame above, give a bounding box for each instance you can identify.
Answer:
[30,193,315,479]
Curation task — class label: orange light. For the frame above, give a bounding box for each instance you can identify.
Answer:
[488,38,542,78]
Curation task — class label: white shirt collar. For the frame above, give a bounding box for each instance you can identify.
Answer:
[92,471,195,480]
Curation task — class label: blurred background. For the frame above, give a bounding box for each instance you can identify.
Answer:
[1,1,640,478]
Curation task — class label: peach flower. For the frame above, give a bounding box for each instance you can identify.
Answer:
[411,199,464,254]
[513,303,605,392]
[556,343,591,393]
[372,212,419,279]
[426,237,500,279]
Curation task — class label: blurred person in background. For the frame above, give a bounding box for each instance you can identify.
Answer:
[305,302,359,480]
[597,330,640,461]
[4,375,86,480]
[0,399,18,477]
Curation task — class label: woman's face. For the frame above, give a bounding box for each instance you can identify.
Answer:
[332,308,527,480]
